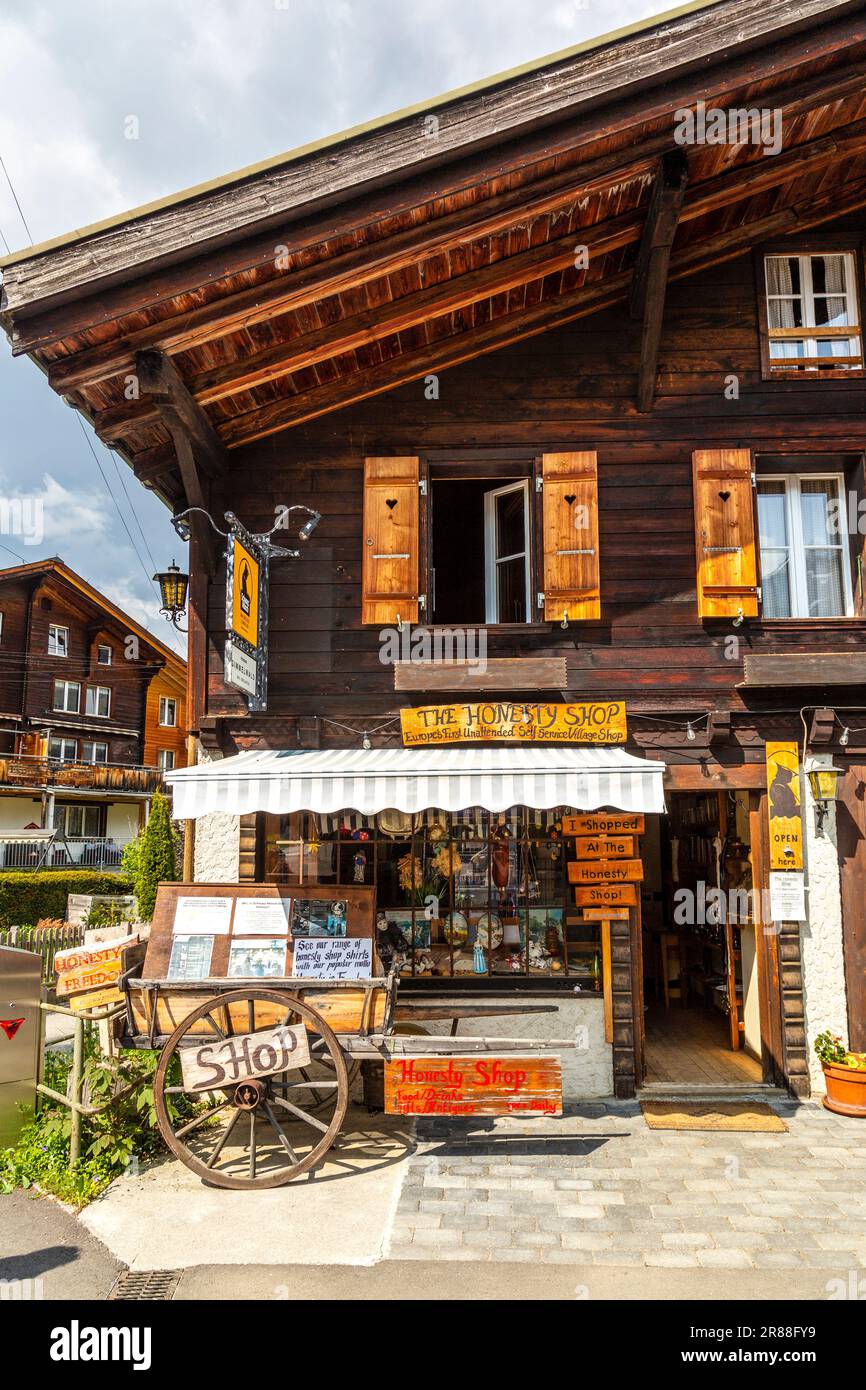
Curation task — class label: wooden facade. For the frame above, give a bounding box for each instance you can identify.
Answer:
[2,0,864,1095]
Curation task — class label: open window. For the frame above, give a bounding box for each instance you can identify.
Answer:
[430,469,533,625]
[759,248,864,377]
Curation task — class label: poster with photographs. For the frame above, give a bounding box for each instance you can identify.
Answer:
[168,935,215,981]
[291,898,348,938]
[227,939,288,978]
[386,911,431,949]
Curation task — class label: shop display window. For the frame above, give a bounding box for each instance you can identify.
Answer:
[262,806,603,987]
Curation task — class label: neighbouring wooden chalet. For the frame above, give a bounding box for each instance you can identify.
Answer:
[2,0,865,1098]
[0,559,187,868]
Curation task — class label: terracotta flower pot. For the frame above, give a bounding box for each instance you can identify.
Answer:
[821,1061,866,1118]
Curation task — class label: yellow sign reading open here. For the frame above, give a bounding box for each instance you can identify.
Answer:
[231,536,260,648]
[766,741,803,871]
[400,701,627,745]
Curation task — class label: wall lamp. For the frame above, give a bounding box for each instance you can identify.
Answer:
[804,755,843,836]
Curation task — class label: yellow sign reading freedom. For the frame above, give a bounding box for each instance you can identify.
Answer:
[400,701,626,745]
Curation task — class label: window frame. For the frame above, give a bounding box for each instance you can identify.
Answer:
[483,479,532,624]
[85,685,112,718]
[48,623,70,658]
[423,452,543,629]
[756,471,854,619]
[157,748,176,772]
[757,242,865,380]
[159,696,177,728]
[48,736,78,763]
[52,679,81,713]
[97,644,113,666]
[81,740,109,765]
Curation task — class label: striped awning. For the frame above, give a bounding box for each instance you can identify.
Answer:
[166,746,666,819]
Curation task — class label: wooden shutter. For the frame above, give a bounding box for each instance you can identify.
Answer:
[362,456,421,625]
[692,448,759,619]
[541,452,600,622]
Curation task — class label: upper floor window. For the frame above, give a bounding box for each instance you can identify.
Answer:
[48,736,77,762]
[48,624,69,657]
[157,748,176,772]
[97,644,112,665]
[81,740,109,764]
[85,685,111,718]
[757,474,853,619]
[159,696,177,727]
[0,612,4,642]
[53,679,80,713]
[762,252,863,376]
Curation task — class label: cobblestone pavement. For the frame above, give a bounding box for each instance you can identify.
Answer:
[385,1100,866,1271]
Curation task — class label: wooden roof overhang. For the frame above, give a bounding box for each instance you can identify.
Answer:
[2,0,866,517]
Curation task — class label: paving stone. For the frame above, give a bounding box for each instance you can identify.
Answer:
[645,1252,700,1267]
[696,1249,754,1269]
[462,1230,513,1249]
[662,1232,716,1249]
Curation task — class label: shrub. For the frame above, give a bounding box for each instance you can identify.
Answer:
[133,790,180,921]
[0,871,131,927]
[0,1041,199,1207]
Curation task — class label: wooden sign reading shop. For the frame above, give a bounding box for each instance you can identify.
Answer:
[573,883,638,908]
[400,701,626,746]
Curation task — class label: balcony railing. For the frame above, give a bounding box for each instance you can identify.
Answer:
[0,835,132,871]
[0,755,161,796]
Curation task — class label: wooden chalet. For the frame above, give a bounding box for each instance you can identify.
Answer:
[2,0,865,1097]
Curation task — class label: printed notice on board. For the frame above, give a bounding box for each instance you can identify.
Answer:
[769,871,806,922]
[173,895,233,935]
[232,897,291,936]
[292,938,373,980]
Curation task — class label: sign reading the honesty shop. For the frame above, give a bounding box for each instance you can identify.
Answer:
[384,1054,563,1117]
[400,701,626,746]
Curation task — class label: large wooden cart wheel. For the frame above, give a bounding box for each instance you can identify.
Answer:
[154,989,349,1190]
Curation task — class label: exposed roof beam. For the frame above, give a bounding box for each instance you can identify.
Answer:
[93,117,866,443]
[38,59,866,389]
[130,349,228,480]
[48,154,659,395]
[631,151,689,412]
[94,212,646,440]
[2,0,861,318]
[214,172,866,446]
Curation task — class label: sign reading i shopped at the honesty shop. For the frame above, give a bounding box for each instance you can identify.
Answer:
[400,701,626,745]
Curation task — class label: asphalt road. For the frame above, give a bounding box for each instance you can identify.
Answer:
[1,1191,122,1300]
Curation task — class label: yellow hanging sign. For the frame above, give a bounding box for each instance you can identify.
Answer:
[231,536,260,648]
[400,701,627,746]
[766,741,803,871]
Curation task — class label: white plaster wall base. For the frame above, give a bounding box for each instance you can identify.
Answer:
[419,995,612,1099]
[191,747,240,883]
[800,779,849,1092]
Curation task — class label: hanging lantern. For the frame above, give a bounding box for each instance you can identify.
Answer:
[154,561,190,627]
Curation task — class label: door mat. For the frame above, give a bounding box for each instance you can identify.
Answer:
[640,1101,787,1133]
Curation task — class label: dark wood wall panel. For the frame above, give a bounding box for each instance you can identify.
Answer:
[203,220,866,744]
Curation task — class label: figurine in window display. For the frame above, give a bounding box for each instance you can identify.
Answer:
[375,912,407,971]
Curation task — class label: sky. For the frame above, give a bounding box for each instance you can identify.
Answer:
[0,0,671,651]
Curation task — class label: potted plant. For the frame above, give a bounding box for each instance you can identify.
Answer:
[814,1031,866,1117]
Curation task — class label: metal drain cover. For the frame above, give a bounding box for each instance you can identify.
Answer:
[109,1269,182,1301]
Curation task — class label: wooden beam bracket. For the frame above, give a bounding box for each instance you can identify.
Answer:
[630,149,688,413]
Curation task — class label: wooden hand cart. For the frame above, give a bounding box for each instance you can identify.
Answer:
[121,967,567,1190]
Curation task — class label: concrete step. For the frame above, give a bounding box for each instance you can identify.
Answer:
[638,1082,791,1105]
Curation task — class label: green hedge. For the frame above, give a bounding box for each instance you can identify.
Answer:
[0,871,132,927]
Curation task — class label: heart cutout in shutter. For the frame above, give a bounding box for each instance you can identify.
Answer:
[718,491,731,502]
[564,494,577,506]
[386,498,398,510]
